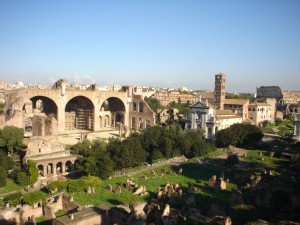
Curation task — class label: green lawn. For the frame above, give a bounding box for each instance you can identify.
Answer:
[36,216,51,225]
[264,119,294,136]
[73,162,236,208]
[244,149,289,170]
[0,179,24,195]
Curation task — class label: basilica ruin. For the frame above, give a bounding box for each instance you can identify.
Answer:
[0,79,155,134]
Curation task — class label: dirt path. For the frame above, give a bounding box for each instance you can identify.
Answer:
[216,147,250,159]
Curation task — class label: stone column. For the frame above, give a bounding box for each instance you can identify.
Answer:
[62,163,66,174]
[52,164,56,175]
[43,165,47,177]
[57,102,66,135]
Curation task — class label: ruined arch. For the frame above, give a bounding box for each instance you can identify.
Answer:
[25,96,58,116]
[38,164,44,176]
[65,96,95,131]
[56,162,62,174]
[100,97,125,128]
[66,160,73,172]
[23,96,58,133]
[47,163,53,175]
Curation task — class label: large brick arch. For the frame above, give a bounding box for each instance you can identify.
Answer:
[100,97,126,112]
[24,95,58,116]
[65,95,95,131]
[2,85,155,133]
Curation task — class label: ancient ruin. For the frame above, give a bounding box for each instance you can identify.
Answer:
[0,79,155,134]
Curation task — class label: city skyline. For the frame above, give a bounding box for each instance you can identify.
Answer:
[0,1,299,93]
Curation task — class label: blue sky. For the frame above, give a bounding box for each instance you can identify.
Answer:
[0,0,299,92]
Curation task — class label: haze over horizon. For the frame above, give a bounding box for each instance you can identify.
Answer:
[0,1,299,93]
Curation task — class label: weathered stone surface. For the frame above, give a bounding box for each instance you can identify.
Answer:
[106,184,113,191]
[209,203,227,217]
[188,183,196,194]
[151,170,156,177]
[178,168,183,175]
[215,178,227,191]
[131,202,147,220]
[114,185,122,194]
[230,189,244,206]
[208,175,217,188]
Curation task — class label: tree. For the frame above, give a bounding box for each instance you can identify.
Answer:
[275,118,282,126]
[225,153,239,167]
[144,97,162,113]
[70,139,92,157]
[27,160,39,187]
[16,172,29,186]
[23,191,47,206]
[4,192,22,206]
[78,157,97,176]
[0,151,14,170]
[215,124,263,148]
[0,166,6,188]
[0,126,24,154]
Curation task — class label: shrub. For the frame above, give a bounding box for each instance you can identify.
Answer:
[275,118,282,126]
[4,192,22,206]
[0,167,6,188]
[16,172,29,186]
[23,191,47,206]
[225,153,239,167]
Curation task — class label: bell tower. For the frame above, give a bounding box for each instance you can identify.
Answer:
[214,73,226,110]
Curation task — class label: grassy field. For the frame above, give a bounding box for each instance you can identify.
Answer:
[0,179,24,195]
[244,149,289,170]
[8,148,290,224]
[36,210,66,225]
[73,162,236,207]
[263,119,294,136]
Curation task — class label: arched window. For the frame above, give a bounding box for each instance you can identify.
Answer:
[139,102,143,112]
[133,101,137,111]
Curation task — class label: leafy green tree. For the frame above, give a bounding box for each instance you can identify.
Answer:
[46,181,66,193]
[161,137,173,158]
[116,137,147,169]
[23,191,47,206]
[288,114,295,123]
[215,124,263,148]
[225,153,239,167]
[94,153,114,179]
[16,172,29,186]
[78,157,97,176]
[81,175,101,189]
[151,149,164,161]
[144,97,162,113]
[70,139,92,157]
[278,126,288,137]
[27,160,39,187]
[4,192,22,206]
[0,166,7,187]
[0,151,14,170]
[0,126,24,154]
[76,140,114,179]
[275,118,282,126]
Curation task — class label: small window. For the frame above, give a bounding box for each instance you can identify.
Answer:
[132,102,137,111]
